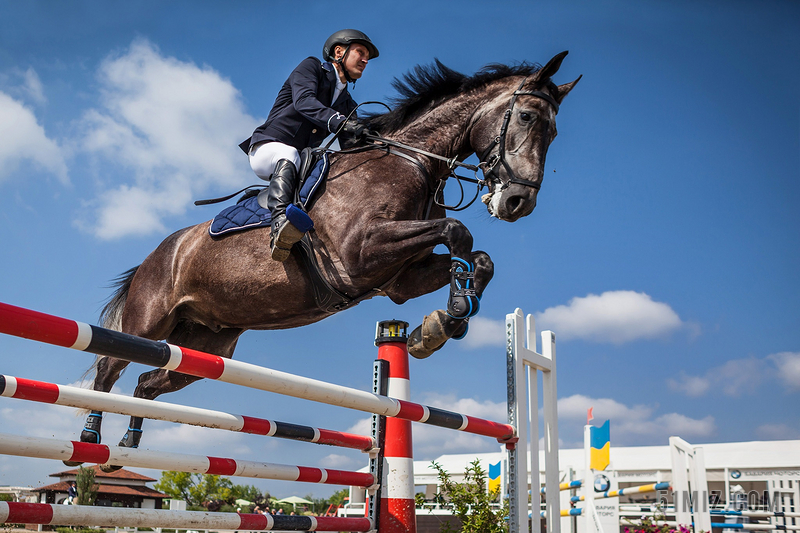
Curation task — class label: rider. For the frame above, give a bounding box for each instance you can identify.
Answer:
[239,29,378,262]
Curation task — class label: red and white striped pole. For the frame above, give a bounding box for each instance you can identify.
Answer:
[375,321,416,533]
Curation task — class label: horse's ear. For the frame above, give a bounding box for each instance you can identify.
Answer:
[555,75,581,104]
[533,51,569,84]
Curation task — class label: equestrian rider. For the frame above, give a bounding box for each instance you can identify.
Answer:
[239,29,378,262]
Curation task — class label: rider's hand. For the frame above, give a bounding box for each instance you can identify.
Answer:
[342,119,368,139]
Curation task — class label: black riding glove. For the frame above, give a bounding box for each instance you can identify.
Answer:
[341,119,368,139]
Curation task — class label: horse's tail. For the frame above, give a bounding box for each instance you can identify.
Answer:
[79,266,140,398]
[100,265,140,331]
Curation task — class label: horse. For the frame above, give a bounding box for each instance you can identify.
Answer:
[71,51,579,468]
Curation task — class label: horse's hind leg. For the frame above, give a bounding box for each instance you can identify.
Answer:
[101,323,243,471]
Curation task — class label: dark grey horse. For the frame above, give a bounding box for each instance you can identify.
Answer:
[71,52,579,466]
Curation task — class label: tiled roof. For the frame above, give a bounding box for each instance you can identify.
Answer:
[46,465,157,482]
[34,480,168,498]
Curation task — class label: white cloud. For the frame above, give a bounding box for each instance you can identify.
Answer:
[666,373,710,397]
[557,393,716,444]
[318,453,364,470]
[77,38,256,239]
[462,316,505,349]
[668,352,800,398]
[21,67,46,105]
[0,91,68,184]
[755,423,800,440]
[767,352,800,391]
[535,290,683,344]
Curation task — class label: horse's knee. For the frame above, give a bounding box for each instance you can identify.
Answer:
[133,369,166,400]
[443,218,473,254]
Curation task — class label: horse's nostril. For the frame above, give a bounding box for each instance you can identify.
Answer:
[507,195,524,213]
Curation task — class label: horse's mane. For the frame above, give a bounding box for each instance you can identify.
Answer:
[364,60,544,133]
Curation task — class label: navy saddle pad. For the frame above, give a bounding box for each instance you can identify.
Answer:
[209,153,329,238]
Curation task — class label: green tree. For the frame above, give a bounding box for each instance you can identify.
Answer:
[195,474,233,503]
[430,459,508,533]
[327,488,349,507]
[154,471,195,504]
[154,472,246,509]
[75,466,98,506]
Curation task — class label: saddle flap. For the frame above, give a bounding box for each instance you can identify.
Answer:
[209,151,330,239]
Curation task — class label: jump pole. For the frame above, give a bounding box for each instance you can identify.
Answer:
[0,501,372,532]
[0,302,514,442]
[0,432,375,487]
[0,374,375,451]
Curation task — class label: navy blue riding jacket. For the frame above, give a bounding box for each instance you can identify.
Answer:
[239,57,358,154]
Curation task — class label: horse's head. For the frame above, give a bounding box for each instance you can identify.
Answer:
[472,51,580,222]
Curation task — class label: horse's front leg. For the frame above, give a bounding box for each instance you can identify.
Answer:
[384,251,494,358]
[63,356,131,467]
[347,218,493,358]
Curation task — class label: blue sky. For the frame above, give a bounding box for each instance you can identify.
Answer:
[1,0,798,499]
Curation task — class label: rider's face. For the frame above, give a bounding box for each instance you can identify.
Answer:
[335,43,370,80]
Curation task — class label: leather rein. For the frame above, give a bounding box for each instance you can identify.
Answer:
[336,78,560,212]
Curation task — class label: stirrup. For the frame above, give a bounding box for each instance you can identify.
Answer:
[270,206,313,262]
[447,257,480,319]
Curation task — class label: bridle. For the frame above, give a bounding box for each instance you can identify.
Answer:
[334,76,560,210]
[477,76,559,192]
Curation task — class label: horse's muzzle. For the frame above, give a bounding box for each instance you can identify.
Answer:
[492,187,537,221]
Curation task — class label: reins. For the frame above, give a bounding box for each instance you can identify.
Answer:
[325,79,560,211]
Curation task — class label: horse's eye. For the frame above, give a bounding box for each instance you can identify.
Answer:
[519,112,533,122]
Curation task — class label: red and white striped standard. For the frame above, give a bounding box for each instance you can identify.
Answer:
[0,502,372,532]
[378,337,417,533]
[0,432,375,487]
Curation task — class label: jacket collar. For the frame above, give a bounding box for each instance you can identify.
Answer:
[323,61,347,104]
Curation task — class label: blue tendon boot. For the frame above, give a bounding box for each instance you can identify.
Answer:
[63,410,103,466]
[100,416,143,473]
[447,257,480,319]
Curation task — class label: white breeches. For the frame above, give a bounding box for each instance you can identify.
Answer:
[248,142,301,181]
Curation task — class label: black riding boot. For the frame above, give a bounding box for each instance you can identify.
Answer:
[261,159,304,262]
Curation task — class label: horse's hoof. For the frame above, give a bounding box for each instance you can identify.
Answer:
[408,325,435,359]
[62,460,83,467]
[100,464,123,473]
[407,310,450,359]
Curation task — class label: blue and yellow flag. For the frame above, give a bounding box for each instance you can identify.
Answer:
[589,420,610,471]
[488,461,502,494]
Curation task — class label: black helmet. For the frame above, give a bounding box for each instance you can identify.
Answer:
[323,29,379,61]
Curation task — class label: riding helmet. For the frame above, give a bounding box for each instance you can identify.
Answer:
[323,29,379,61]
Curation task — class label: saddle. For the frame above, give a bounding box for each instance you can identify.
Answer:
[205,149,365,313]
[208,148,328,237]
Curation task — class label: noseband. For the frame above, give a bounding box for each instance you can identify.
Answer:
[334,77,560,211]
[478,77,559,192]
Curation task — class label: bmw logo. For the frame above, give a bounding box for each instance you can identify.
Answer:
[731,470,741,479]
[594,474,611,492]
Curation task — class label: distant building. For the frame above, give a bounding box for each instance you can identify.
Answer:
[346,438,800,521]
[0,486,37,503]
[33,465,168,509]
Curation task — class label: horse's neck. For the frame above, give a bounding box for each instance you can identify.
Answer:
[392,82,509,176]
